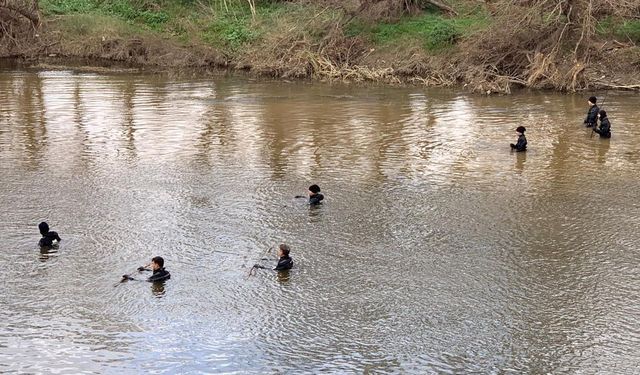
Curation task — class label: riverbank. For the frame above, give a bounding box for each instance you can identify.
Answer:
[2,0,640,93]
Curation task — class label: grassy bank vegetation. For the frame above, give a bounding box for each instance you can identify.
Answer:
[2,0,640,92]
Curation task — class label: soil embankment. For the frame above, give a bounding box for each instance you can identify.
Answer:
[2,0,640,93]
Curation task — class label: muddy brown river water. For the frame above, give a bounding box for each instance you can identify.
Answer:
[0,69,639,374]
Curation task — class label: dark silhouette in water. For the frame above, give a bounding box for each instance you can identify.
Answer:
[38,222,61,247]
[594,110,612,138]
[584,96,600,128]
[295,184,324,205]
[584,96,599,128]
[510,126,527,152]
[250,243,294,274]
[122,256,171,282]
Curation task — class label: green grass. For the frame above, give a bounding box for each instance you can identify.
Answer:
[597,17,640,44]
[347,12,489,51]
[38,0,640,55]
[40,0,290,49]
[40,0,97,14]
[42,0,171,30]
[617,20,640,43]
[41,0,491,52]
[202,16,257,50]
[55,13,142,37]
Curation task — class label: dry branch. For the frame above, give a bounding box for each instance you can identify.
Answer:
[0,0,39,26]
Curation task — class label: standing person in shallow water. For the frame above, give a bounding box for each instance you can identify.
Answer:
[122,256,171,282]
[252,243,294,272]
[594,110,612,138]
[274,244,294,271]
[38,222,61,247]
[295,184,324,205]
[308,184,324,205]
[510,126,527,152]
[584,96,600,128]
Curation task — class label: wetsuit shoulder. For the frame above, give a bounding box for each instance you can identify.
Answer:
[39,232,59,246]
[147,269,171,282]
[309,194,324,205]
[274,256,293,271]
[50,231,61,241]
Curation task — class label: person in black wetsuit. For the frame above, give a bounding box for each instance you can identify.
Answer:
[252,243,293,272]
[123,256,171,282]
[38,222,61,247]
[296,184,324,205]
[308,184,324,205]
[584,96,599,128]
[274,244,294,271]
[594,110,612,138]
[510,126,527,152]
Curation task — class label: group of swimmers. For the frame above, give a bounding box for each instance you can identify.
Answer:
[508,95,612,153]
[36,184,326,284]
[36,96,613,281]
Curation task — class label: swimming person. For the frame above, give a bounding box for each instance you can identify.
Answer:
[296,184,324,205]
[123,256,171,282]
[594,110,612,138]
[584,96,599,128]
[510,126,527,152]
[252,243,293,272]
[38,222,61,247]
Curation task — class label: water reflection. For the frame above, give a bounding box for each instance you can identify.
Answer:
[595,138,610,164]
[38,245,59,262]
[151,282,166,297]
[275,270,291,284]
[514,151,526,173]
[1,70,639,373]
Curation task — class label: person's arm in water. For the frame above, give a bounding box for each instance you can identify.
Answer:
[251,257,292,271]
[122,265,149,281]
[295,194,324,204]
[123,269,170,282]
[594,123,603,134]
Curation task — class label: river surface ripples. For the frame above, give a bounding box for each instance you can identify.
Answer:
[0,69,639,374]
